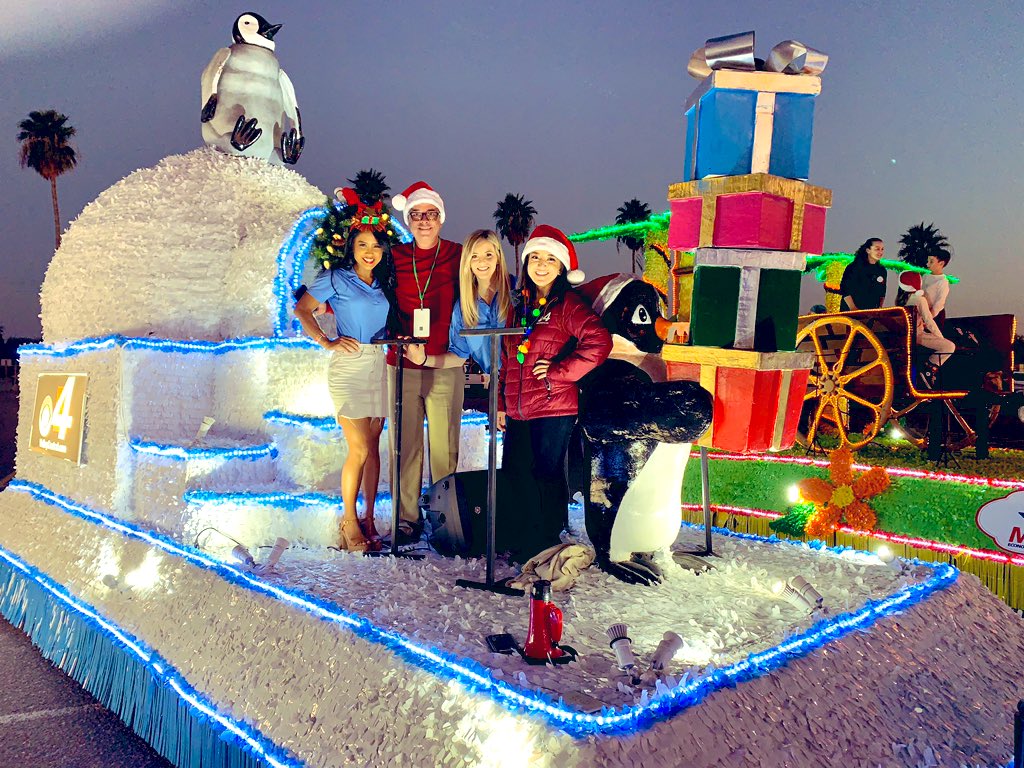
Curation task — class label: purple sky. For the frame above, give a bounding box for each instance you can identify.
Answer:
[2,0,1022,339]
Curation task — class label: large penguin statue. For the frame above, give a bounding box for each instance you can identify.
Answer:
[201,12,304,165]
[572,274,713,586]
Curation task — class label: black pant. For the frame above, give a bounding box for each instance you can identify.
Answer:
[501,415,575,560]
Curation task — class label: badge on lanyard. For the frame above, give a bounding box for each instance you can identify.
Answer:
[413,307,431,338]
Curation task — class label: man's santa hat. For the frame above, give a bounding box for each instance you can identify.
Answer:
[576,274,634,316]
[392,181,445,225]
[898,271,923,296]
[521,225,585,285]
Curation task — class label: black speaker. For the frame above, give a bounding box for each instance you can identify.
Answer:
[422,470,509,557]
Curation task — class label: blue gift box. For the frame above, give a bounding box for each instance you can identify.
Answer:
[683,70,819,182]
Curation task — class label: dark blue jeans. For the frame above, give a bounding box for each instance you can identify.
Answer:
[501,415,575,560]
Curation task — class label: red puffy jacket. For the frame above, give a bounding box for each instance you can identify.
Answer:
[498,290,612,420]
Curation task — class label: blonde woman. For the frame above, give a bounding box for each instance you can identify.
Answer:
[406,229,513,374]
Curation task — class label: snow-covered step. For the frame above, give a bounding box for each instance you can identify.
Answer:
[181,487,378,549]
[128,438,279,534]
[262,409,500,492]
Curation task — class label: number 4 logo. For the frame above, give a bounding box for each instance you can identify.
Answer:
[37,377,76,440]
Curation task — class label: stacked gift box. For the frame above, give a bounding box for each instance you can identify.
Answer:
[662,31,824,453]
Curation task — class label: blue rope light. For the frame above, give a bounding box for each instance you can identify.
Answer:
[0,544,302,768]
[19,335,318,359]
[7,478,959,739]
[263,409,491,432]
[128,438,278,462]
[184,488,349,510]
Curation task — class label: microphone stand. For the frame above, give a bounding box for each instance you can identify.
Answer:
[368,338,424,560]
[454,327,525,597]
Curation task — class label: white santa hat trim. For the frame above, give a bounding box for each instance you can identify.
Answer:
[591,274,635,317]
[392,181,445,226]
[521,232,585,285]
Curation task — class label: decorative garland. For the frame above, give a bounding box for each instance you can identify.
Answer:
[307,194,399,272]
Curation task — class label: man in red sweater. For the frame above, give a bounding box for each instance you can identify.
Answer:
[389,181,463,543]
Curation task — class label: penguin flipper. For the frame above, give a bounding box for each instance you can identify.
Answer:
[230,115,262,151]
[278,69,301,133]
[200,47,232,108]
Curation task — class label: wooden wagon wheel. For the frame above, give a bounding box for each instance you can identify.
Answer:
[796,316,895,450]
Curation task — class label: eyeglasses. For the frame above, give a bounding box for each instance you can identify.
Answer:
[409,210,440,222]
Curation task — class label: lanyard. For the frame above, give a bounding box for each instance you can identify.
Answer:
[410,241,441,308]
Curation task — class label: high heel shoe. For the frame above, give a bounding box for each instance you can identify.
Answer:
[361,518,383,551]
[339,517,370,553]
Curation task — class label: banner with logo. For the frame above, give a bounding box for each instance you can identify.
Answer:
[29,373,88,464]
[977,491,1024,555]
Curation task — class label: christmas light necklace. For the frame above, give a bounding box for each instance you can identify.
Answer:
[515,290,550,364]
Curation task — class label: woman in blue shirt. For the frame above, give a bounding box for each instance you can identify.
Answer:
[294,213,397,553]
[406,229,513,375]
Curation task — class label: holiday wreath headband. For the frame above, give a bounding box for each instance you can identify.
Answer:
[309,187,398,271]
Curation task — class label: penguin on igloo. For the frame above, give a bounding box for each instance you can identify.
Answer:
[571,275,713,586]
[201,12,304,165]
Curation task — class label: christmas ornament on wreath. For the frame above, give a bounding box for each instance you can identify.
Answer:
[308,187,397,271]
[798,446,890,537]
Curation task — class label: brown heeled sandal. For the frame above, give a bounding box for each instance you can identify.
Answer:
[339,517,370,553]
[360,519,383,552]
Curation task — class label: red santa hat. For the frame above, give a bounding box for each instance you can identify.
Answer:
[898,271,923,295]
[391,181,445,225]
[576,274,634,316]
[521,225,585,285]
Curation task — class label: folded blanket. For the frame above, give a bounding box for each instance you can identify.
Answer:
[510,543,596,592]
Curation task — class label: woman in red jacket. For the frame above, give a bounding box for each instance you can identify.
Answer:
[497,225,612,561]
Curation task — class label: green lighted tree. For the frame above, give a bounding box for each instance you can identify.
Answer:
[615,198,652,273]
[17,109,78,251]
[493,193,537,282]
[898,222,950,269]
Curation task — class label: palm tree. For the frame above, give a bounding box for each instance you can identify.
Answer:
[347,168,390,205]
[615,198,652,273]
[493,193,537,281]
[898,222,950,269]
[17,110,78,251]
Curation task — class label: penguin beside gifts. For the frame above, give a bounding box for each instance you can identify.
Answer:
[570,275,713,586]
[201,12,304,165]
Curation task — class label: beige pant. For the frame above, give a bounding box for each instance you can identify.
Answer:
[917,329,956,367]
[388,366,464,526]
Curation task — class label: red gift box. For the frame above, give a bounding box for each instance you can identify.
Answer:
[667,174,831,254]
[662,345,812,453]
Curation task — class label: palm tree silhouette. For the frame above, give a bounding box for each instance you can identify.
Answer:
[17,110,78,251]
[615,198,652,273]
[493,193,537,282]
[898,222,950,269]
[347,168,390,205]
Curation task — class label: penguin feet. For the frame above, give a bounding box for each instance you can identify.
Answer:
[281,128,304,165]
[230,115,262,151]
[201,94,218,123]
[600,553,663,586]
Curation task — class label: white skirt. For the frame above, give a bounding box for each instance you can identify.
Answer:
[327,344,388,421]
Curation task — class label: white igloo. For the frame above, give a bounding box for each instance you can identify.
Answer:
[41,148,325,342]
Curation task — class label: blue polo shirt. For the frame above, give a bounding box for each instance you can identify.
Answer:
[449,295,504,372]
[307,268,389,343]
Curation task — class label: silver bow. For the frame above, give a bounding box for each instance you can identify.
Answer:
[687,31,828,79]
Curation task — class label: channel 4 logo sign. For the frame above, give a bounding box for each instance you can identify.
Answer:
[976,491,1024,554]
[29,373,88,464]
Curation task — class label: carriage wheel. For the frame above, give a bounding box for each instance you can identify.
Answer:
[796,316,895,450]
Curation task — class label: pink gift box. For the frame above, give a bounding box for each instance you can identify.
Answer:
[666,174,831,254]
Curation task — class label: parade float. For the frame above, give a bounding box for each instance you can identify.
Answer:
[0,21,1021,768]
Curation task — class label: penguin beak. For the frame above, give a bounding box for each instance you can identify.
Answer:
[654,316,671,341]
[261,23,282,40]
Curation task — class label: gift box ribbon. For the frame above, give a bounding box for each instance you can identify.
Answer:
[688,31,828,79]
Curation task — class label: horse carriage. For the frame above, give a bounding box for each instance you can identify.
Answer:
[796,306,1020,458]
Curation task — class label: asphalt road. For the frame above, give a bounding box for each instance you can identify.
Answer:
[0,618,171,768]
